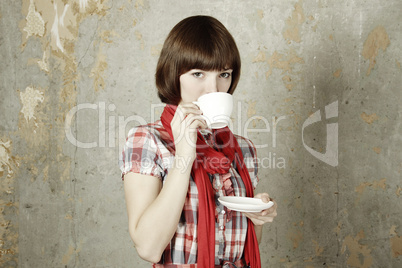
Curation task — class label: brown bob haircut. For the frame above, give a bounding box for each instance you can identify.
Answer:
[156,15,241,105]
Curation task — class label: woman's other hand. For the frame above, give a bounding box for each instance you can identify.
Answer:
[243,193,277,226]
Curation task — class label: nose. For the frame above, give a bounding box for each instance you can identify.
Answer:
[206,76,218,93]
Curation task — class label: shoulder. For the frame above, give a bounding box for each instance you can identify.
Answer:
[233,134,257,159]
[120,121,168,179]
[125,121,165,147]
[127,121,163,137]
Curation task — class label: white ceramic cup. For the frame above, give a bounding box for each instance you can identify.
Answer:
[193,92,233,129]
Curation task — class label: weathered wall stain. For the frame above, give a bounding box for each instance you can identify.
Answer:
[61,242,82,266]
[355,178,387,204]
[312,239,324,257]
[360,112,379,124]
[151,44,163,57]
[246,100,257,127]
[341,230,373,268]
[334,221,342,236]
[372,146,381,154]
[19,86,44,130]
[362,25,390,76]
[313,182,322,197]
[135,30,145,50]
[390,237,402,257]
[100,30,120,44]
[253,1,307,91]
[283,0,305,44]
[90,45,108,92]
[134,0,147,11]
[23,0,45,38]
[396,187,401,197]
[390,226,402,258]
[260,50,304,91]
[266,50,304,79]
[13,0,110,266]
[0,140,18,180]
[90,29,120,92]
[0,139,19,264]
[17,90,50,149]
[288,227,303,249]
[333,69,342,78]
[37,51,50,73]
[308,15,317,33]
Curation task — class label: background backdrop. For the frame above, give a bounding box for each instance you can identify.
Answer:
[1,0,401,267]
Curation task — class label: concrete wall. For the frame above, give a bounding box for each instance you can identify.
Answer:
[1,0,401,267]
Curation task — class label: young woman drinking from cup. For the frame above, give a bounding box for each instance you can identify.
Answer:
[120,15,277,268]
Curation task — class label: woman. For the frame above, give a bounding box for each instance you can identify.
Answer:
[120,15,277,268]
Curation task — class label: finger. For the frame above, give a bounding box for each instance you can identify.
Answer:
[261,200,277,214]
[255,193,270,203]
[243,212,272,225]
[261,193,270,203]
[177,103,202,115]
[263,206,278,217]
[186,115,208,129]
[242,212,254,220]
[244,211,276,223]
[173,109,202,126]
[243,212,261,219]
[261,208,275,216]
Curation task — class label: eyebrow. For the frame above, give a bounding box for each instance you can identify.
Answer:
[189,68,233,72]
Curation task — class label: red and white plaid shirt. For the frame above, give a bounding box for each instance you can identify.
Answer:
[119,121,259,266]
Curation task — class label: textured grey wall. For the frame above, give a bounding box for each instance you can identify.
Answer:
[0,0,401,267]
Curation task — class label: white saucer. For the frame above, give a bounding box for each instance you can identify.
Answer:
[218,196,274,213]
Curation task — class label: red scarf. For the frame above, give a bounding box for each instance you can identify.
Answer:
[160,105,261,268]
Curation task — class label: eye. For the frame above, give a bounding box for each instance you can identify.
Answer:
[220,72,231,79]
[192,72,204,78]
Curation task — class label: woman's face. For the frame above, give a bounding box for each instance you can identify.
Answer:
[179,69,233,104]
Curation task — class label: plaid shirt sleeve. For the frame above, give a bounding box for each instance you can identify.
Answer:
[119,126,165,179]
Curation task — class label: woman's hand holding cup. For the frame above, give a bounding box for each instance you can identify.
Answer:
[171,103,207,162]
[171,92,233,163]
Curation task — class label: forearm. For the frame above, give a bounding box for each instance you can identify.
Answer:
[132,156,193,260]
[254,224,263,244]
[245,193,277,245]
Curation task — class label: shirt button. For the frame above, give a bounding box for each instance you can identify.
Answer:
[220,225,224,230]
[221,210,225,214]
